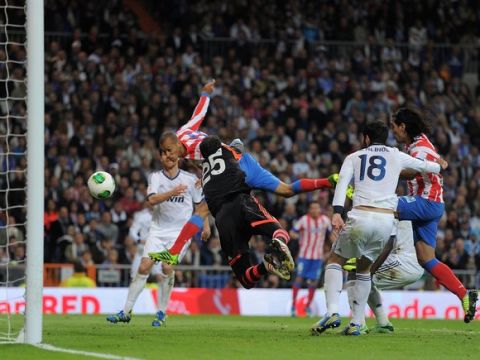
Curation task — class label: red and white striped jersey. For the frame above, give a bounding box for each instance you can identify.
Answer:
[405,134,443,203]
[293,214,331,260]
[176,95,210,160]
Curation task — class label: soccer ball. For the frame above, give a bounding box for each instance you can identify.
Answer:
[87,171,115,199]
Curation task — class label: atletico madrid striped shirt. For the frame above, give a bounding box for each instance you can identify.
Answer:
[176,93,211,160]
[405,134,444,203]
[293,214,331,260]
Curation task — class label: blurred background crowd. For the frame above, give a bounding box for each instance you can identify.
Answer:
[1,0,480,288]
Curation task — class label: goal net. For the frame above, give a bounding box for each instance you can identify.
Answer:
[0,0,43,344]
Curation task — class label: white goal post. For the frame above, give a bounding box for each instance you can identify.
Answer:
[24,0,44,344]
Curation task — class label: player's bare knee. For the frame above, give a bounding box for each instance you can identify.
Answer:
[138,258,154,275]
[162,263,174,275]
[327,252,346,266]
[276,182,294,198]
[356,257,372,273]
[195,202,210,218]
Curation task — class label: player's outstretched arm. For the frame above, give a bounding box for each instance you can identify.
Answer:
[146,184,187,206]
[178,79,216,132]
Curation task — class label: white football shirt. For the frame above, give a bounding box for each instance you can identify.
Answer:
[147,170,203,238]
[333,144,441,210]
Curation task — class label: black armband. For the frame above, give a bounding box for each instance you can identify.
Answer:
[333,206,344,214]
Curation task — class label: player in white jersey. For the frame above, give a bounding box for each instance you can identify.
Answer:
[345,220,424,333]
[311,120,447,336]
[107,142,207,327]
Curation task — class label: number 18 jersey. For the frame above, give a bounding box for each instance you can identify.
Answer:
[333,145,441,210]
[201,145,251,216]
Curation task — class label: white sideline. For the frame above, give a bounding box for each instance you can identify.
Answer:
[34,343,142,360]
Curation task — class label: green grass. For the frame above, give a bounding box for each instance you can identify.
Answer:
[2,315,480,359]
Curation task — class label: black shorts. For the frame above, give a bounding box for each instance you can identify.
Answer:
[214,193,281,260]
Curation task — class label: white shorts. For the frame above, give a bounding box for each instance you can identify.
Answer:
[333,209,395,262]
[142,230,191,263]
[373,255,424,289]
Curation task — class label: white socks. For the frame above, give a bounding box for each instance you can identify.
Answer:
[324,264,343,315]
[158,271,175,313]
[351,273,371,325]
[368,284,389,326]
[124,273,148,313]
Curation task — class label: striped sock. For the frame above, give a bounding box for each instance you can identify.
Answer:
[351,273,371,326]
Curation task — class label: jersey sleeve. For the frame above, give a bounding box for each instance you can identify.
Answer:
[292,216,305,232]
[409,144,439,161]
[332,155,354,207]
[147,173,160,197]
[190,177,204,204]
[128,214,141,242]
[178,95,211,132]
[399,151,441,174]
[324,216,332,232]
[238,153,281,192]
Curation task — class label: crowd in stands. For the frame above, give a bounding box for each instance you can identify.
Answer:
[1,0,480,288]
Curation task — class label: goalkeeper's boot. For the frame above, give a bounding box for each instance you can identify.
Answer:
[263,256,291,280]
[311,313,341,335]
[341,323,361,336]
[148,250,179,265]
[106,310,131,324]
[371,322,394,333]
[327,173,354,200]
[360,324,370,335]
[462,289,478,323]
[152,310,166,327]
[343,258,357,272]
[264,238,295,280]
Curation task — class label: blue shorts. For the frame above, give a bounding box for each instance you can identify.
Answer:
[296,258,323,281]
[397,196,444,248]
[238,153,281,192]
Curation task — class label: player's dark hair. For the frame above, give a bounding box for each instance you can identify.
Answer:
[362,120,388,145]
[392,107,430,140]
[159,132,178,148]
[73,260,86,273]
[200,135,222,158]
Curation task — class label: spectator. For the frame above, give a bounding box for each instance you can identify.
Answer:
[60,261,96,288]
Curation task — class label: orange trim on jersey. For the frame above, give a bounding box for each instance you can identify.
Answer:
[251,219,278,227]
[222,144,243,160]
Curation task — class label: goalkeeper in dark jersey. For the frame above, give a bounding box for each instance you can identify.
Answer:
[197,135,295,287]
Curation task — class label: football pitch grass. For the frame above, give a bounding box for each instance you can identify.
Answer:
[3,315,480,359]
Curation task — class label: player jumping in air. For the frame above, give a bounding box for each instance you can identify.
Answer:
[195,135,295,287]
[106,144,207,326]
[311,120,446,336]
[150,79,350,265]
[391,108,478,323]
[290,201,332,317]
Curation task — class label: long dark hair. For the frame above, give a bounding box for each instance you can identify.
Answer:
[393,107,431,140]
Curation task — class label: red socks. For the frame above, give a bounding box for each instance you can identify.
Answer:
[292,178,332,193]
[428,261,467,300]
[169,215,203,254]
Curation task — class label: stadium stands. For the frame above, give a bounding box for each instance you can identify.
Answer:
[1,0,480,289]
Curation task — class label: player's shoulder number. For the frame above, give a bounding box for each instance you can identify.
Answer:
[358,154,386,181]
[202,148,226,185]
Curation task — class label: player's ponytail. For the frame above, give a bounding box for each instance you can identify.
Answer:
[393,107,431,140]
